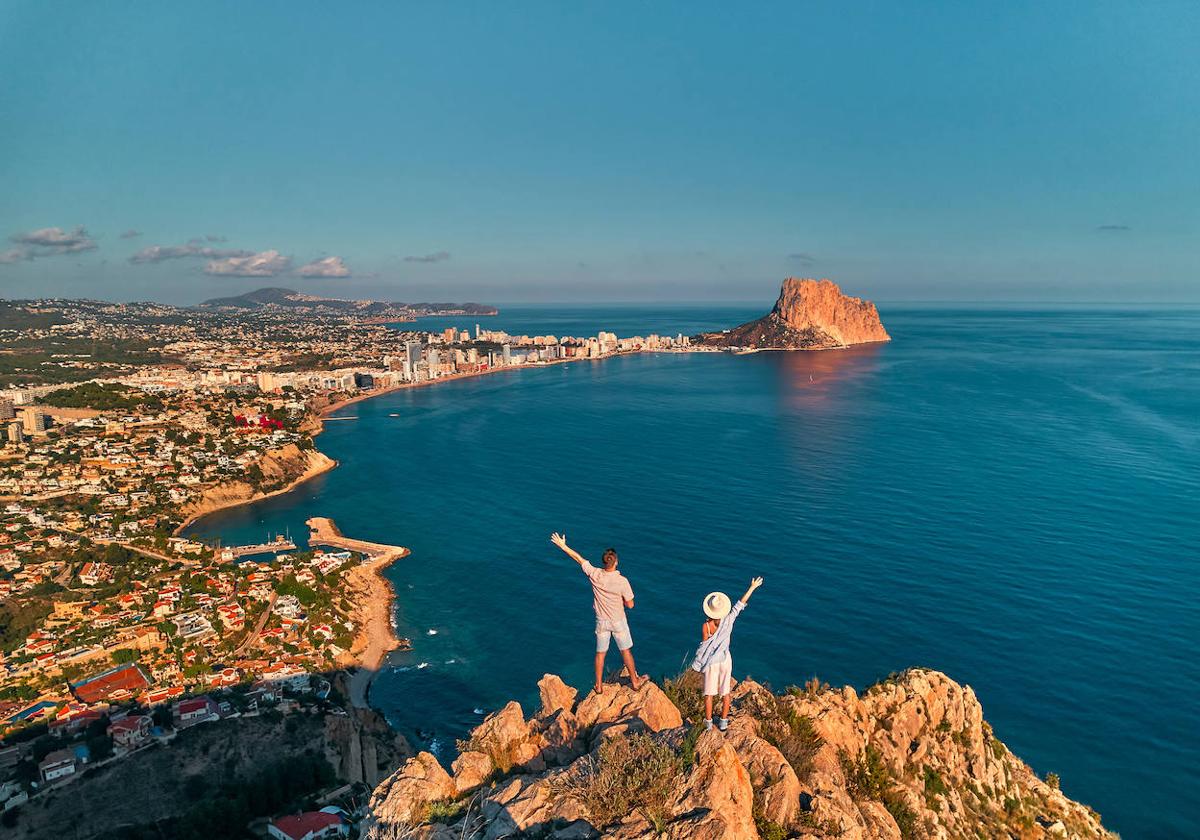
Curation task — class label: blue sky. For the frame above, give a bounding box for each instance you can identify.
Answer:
[1,2,1196,304]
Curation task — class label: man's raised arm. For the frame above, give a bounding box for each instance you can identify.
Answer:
[550,532,589,566]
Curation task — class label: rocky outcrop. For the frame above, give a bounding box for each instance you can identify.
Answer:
[368,751,457,827]
[365,669,1114,840]
[324,673,412,785]
[695,278,890,350]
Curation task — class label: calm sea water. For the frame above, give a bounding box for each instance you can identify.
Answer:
[189,305,1200,839]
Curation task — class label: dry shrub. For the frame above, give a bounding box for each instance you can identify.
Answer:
[747,692,824,781]
[662,665,704,724]
[553,733,682,831]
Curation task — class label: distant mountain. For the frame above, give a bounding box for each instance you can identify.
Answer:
[198,287,498,317]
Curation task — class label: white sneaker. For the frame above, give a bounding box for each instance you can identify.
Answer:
[704,718,713,731]
[717,717,729,731]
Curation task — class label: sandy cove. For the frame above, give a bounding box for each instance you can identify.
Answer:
[172,445,337,536]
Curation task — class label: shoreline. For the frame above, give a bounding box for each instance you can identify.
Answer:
[174,349,716,708]
[172,449,338,536]
[306,516,410,708]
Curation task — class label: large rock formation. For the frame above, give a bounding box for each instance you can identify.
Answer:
[696,278,890,350]
[364,670,1113,840]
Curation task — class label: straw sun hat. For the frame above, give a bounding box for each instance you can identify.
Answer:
[703,591,732,620]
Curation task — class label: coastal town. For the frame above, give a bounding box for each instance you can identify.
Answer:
[0,291,697,837]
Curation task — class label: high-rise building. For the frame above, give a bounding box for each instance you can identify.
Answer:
[406,340,422,367]
[502,344,511,365]
[7,421,24,444]
[19,407,47,435]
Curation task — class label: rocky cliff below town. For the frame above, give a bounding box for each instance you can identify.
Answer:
[696,278,890,350]
[174,443,335,532]
[364,669,1112,840]
[8,676,409,839]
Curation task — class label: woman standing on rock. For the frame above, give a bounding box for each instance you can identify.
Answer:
[693,576,763,730]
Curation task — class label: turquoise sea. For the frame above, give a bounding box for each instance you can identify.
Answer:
[188,304,1200,839]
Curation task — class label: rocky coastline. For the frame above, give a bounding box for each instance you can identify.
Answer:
[365,669,1114,840]
[305,516,411,707]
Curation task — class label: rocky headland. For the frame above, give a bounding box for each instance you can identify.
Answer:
[696,278,890,350]
[364,669,1112,840]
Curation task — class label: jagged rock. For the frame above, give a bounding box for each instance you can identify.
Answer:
[671,731,757,839]
[323,705,410,787]
[479,776,555,839]
[536,708,585,767]
[723,712,802,827]
[366,671,1115,840]
[694,277,890,350]
[538,673,579,717]
[549,819,600,839]
[574,680,683,746]
[451,749,493,795]
[368,751,455,828]
[456,700,546,784]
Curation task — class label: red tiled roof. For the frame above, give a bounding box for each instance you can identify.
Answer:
[271,812,341,840]
[71,664,151,705]
[109,715,150,732]
[177,697,210,714]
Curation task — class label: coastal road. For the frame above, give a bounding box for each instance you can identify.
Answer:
[234,592,277,657]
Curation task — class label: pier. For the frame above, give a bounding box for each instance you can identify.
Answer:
[305,516,404,560]
[225,535,297,558]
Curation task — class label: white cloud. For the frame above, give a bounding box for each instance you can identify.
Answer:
[0,248,32,264]
[130,243,252,263]
[296,256,351,277]
[9,225,97,257]
[205,249,292,277]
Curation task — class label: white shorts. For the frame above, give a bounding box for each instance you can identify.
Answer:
[595,619,633,653]
[702,653,732,696]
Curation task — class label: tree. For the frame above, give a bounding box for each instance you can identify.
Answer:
[87,734,113,761]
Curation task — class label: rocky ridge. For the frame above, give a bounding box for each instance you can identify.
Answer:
[695,278,890,350]
[364,669,1112,840]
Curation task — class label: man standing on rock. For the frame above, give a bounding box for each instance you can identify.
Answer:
[551,532,645,694]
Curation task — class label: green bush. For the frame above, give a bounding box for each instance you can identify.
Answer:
[841,747,919,840]
[426,798,469,824]
[754,809,787,840]
[841,746,891,800]
[923,766,948,809]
